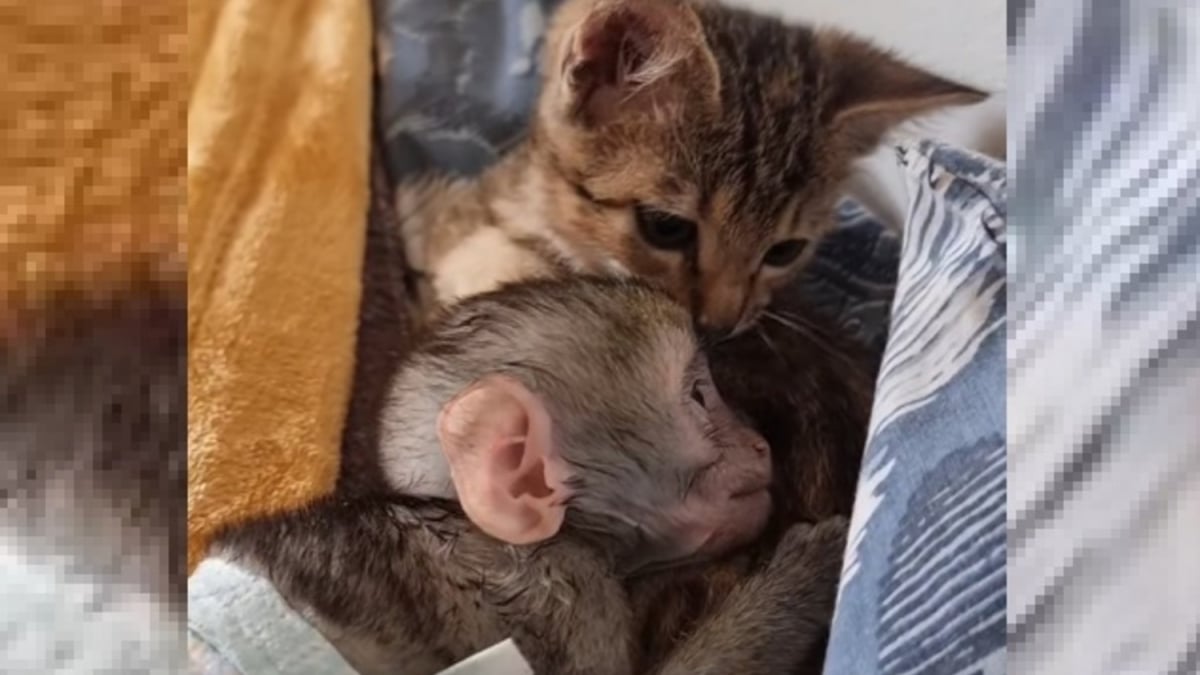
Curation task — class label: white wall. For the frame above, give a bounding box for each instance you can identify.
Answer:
[724,0,1005,92]
[723,0,1007,227]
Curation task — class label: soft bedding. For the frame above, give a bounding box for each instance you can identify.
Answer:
[187,0,372,575]
[825,142,1006,675]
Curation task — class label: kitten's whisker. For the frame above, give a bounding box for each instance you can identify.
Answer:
[770,309,834,338]
[762,310,862,369]
[773,309,840,339]
[761,309,804,334]
[762,309,835,350]
[755,324,783,362]
[761,311,837,353]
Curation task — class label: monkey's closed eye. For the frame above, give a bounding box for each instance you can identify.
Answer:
[690,380,706,407]
[762,239,808,267]
[635,205,697,251]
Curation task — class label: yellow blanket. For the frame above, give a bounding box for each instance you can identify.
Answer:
[0,4,185,336]
[188,0,372,573]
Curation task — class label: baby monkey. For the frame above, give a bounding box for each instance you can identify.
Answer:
[378,275,774,574]
[219,276,850,675]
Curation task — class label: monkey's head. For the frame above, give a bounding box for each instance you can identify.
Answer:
[386,277,772,574]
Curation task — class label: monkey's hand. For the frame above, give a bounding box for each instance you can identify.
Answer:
[765,516,849,614]
[653,516,849,675]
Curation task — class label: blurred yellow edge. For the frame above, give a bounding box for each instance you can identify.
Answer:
[1,1,373,575]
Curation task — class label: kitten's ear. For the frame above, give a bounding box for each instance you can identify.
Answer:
[551,0,719,127]
[818,30,988,153]
[437,375,571,545]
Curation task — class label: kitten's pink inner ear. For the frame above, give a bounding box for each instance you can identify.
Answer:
[561,1,715,125]
[437,376,570,545]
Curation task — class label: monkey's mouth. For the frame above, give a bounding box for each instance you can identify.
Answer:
[729,473,773,500]
[730,485,769,500]
[691,489,771,559]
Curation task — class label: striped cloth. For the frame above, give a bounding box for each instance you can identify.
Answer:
[823,141,1007,675]
[1008,1,1200,673]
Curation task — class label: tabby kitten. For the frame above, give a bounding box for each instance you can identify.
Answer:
[398,0,985,333]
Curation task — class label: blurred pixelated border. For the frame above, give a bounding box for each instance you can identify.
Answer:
[1008,1,1200,673]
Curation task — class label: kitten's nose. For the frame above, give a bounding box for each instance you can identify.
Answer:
[696,298,748,336]
[696,272,750,335]
[695,312,735,337]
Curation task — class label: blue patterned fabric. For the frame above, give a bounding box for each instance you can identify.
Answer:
[374,0,558,179]
[825,141,1007,675]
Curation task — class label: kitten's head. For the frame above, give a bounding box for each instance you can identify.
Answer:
[531,0,985,334]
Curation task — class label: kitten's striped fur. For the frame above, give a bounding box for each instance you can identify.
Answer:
[398,0,984,333]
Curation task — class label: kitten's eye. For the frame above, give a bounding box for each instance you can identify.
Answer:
[635,205,697,251]
[762,239,808,267]
[690,380,706,407]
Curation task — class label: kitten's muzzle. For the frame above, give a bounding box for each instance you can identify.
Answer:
[695,275,754,336]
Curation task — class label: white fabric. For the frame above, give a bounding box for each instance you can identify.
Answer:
[188,558,359,675]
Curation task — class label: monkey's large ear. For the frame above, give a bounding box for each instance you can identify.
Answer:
[818,30,988,154]
[437,375,570,545]
[551,0,720,127]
